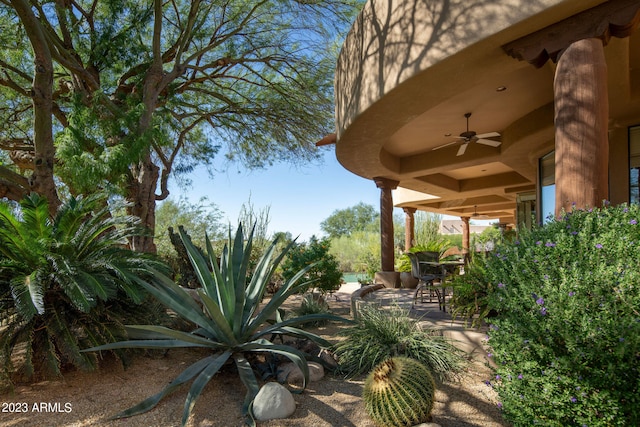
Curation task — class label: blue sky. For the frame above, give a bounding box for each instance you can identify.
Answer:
[166,148,387,241]
[164,148,495,241]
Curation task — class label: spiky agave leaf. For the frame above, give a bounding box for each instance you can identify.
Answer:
[113,354,230,420]
[235,353,260,418]
[84,223,351,427]
[181,351,233,426]
[241,235,297,329]
[130,271,220,336]
[246,263,317,336]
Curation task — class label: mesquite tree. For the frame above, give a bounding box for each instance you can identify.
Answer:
[0,0,361,252]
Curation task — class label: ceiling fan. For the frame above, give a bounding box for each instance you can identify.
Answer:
[433,112,501,156]
[471,205,490,219]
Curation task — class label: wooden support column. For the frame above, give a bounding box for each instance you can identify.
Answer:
[554,38,609,215]
[374,177,399,272]
[461,216,470,264]
[403,207,416,252]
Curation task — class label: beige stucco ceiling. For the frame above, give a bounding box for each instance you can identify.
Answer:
[333,0,640,224]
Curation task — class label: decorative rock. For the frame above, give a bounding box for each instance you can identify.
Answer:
[277,362,325,384]
[318,348,339,370]
[178,286,202,307]
[253,382,296,421]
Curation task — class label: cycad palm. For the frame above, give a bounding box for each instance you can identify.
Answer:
[0,193,167,383]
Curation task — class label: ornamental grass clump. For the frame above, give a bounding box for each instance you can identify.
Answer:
[484,203,640,426]
[85,224,349,427]
[332,304,465,381]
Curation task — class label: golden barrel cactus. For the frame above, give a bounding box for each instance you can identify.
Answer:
[362,356,436,427]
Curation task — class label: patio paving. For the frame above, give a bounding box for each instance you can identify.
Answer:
[339,282,491,363]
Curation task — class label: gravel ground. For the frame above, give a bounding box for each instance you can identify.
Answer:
[0,287,508,427]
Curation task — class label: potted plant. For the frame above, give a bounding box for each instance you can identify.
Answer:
[396,254,419,289]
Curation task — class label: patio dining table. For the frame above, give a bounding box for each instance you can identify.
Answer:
[415,260,464,312]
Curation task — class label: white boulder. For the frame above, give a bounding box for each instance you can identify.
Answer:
[252,382,296,421]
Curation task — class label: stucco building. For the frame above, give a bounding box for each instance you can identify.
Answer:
[328,0,640,280]
[440,219,490,236]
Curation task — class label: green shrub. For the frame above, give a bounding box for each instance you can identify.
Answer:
[363,356,436,427]
[0,193,168,383]
[395,253,413,272]
[450,254,496,328]
[484,203,640,426]
[332,304,465,381]
[329,230,380,278]
[86,224,350,426]
[411,240,452,255]
[281,236,342,295]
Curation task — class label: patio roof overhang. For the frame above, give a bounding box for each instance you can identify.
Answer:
[334,0,640,224]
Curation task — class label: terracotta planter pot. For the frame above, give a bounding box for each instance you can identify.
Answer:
[399,272,419,289]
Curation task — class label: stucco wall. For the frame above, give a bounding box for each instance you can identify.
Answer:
[334,0,567,138]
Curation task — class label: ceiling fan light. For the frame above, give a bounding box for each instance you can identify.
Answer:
[431,113,501,155]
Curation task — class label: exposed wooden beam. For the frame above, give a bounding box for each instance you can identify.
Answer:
[400,147,500,176]
[504,184,536,193]
[315,133,336,146]
[503,0,640,68]
[459,172,530,192]
[418,195,510,210]
[415,173,460,192]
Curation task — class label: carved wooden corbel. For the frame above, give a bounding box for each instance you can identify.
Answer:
[503,0,640,68]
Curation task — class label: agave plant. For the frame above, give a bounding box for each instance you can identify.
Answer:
[85,224,349,426]
[0,193,167,383]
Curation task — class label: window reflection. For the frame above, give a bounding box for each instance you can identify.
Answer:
[539,151,555,223]
[630,126,640,204]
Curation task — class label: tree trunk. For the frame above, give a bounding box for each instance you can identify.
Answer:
[128,153,159,253]
[125,0,165,254]
[11,0,61,214]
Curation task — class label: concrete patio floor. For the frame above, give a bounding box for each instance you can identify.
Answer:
[339,282,491,363]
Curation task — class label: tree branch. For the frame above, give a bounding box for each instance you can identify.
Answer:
[0,164,29,191]
[0,59,33,85]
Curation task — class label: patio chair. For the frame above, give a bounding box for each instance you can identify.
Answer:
[407,251,447,311]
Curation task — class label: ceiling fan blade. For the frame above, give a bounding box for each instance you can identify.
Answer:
[475,132,500,139]
[457,143,468,156]
[476,138,501,147]
[432,140,460,150]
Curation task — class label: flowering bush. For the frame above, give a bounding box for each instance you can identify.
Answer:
[484,203,640,426]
